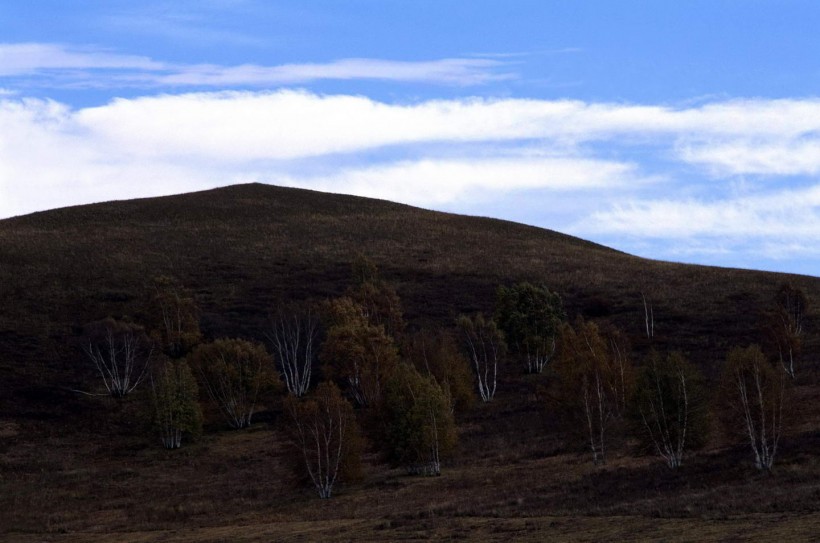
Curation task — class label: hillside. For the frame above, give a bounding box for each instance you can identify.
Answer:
[2,183,820,541]
[1,183,817,410]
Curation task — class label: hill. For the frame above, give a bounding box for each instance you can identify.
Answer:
[1,183,816,411]
[2,183,820,541]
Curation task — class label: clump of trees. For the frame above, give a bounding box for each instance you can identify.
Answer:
[382,363,457,476]
[630,351,709,468]
[82,318,153,398]
[70,252,815,499]
[284,381,363,498]
[189,338,278,429]
[150,358,202,449]
[496,282,565,374]
[721,345,788,471]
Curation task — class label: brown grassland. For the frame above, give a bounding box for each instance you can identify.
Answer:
[1,183,820,541]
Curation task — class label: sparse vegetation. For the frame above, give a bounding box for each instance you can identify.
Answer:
[2,184,820,541]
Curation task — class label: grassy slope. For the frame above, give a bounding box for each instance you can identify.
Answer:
[2,183,817,392]
[2,183,820,541]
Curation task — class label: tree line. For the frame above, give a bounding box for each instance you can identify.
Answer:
[76,261,808,498]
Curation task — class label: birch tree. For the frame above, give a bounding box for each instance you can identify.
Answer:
[348,254,406,340]
[189,338,277,429]
[383,363,457,476]
[404,329,474,414]
[268,306,318,397]
[320,297,399,407]
[631,351,708,468]
[641,293,655,341]
[721,345,788,471]
[553,319,633,465]
[457,313,506,402]
[82,318,153,398]
[767,284,808,379]
[496,282,565,374]
[145,276,201,358]
[150,358,202,449]
[284,382,362,499]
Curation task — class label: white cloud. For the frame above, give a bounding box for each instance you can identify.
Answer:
[679,139,820,176]
[156,58,511,87]
[0,93,640,218]
[581,185,820,243]
[0,42,511,87]
[67,92,820,181]
[0,43,164,76]
[272,157,638,206]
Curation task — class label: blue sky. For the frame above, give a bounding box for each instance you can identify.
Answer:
[2,1,820,275]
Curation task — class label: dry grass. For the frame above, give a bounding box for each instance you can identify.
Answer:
[3,408,820,542]
[3,184,820,541]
